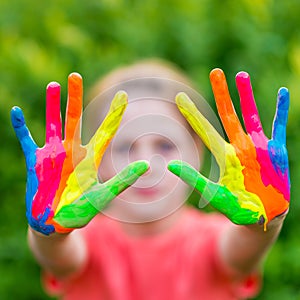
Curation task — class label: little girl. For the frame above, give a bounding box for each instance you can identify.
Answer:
[11,58,289,299]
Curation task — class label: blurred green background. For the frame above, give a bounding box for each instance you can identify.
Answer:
[1,0,300,299]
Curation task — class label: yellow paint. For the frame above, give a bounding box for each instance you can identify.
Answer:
[176,93,227,174]
[176,92,268,228]
[221,143,268,228]
[55,91,128,213]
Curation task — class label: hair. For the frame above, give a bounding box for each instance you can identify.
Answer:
[87,58,196,101]
[83,58,204,140]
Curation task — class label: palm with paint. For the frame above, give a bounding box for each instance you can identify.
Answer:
[168,69,290,229]
[11,73,149,235]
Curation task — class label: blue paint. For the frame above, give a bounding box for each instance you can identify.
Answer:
[272,87,289,145]
[28,207,55,235]
[268,140,289,177]
[268,88,290,180]
[11,107,54,235]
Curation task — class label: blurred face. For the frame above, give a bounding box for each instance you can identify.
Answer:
[98,98,202,223]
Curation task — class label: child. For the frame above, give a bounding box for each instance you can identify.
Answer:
[11,59,290,299]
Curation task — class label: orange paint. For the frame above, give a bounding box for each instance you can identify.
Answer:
[51,73,86,213]
[210,68,289,225]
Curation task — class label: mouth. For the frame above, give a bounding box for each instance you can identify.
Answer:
[134,187,159,197]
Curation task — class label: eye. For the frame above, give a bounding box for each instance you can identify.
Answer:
[156,140,176,153]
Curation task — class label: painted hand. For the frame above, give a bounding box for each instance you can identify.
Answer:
[168,68,290,229]
[11,73,149,235]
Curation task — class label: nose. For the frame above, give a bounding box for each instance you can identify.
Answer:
[129,140,154,162]
[129,138,167,188]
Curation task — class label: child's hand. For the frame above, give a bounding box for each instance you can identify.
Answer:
[11,73,149,235]
[168,68,290,229]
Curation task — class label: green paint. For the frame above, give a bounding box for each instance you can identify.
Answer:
[168,160,260,225]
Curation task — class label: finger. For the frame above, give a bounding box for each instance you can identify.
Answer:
[55,159,149,213]
[235,71,265,138]
[271,87,289,145]
[175,92,226,167]
[168,160,227,208]
[210,68,245,143]
[11,107,39,227]
[102,160,150,199]
[53,160,149,229]
[46,82,62,143]
[168,160,260,225]
[86,91,128,167]
[64,73,83,142]
[10,106,38,157]
[168,159,219,196]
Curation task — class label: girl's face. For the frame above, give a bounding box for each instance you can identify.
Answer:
[98,98,202,223]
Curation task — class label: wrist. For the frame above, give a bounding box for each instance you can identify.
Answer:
[28,225,71,240]
[242,212,287,235]
[266,210,288,230]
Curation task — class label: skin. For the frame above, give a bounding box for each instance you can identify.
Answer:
[16,69,289,281]
[11,73,149,235]
[168,68,290,274]
[98,98,201,225]
[25,77,202,276]
[168,69,290,229]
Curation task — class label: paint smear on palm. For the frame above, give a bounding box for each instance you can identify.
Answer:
[210,69,289,222]
[52,160,149,229]
[175,92,267,226]
[174,69,289,227]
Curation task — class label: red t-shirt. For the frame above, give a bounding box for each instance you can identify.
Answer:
[43,208,260,299]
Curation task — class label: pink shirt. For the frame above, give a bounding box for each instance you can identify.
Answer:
[43,208,260,299]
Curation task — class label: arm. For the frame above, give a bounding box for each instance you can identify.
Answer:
[219,214,285,274]
[168,68,290,275]
[27,227,87,278]
[11,73,149,277]
[216,69,289,274]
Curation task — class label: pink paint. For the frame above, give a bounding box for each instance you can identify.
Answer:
[32,138,66,218]
[236,72,290,200]
[30,81,67,218]
[236,72,264,134]
[46,82,62,143]
[253,134,289,200]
